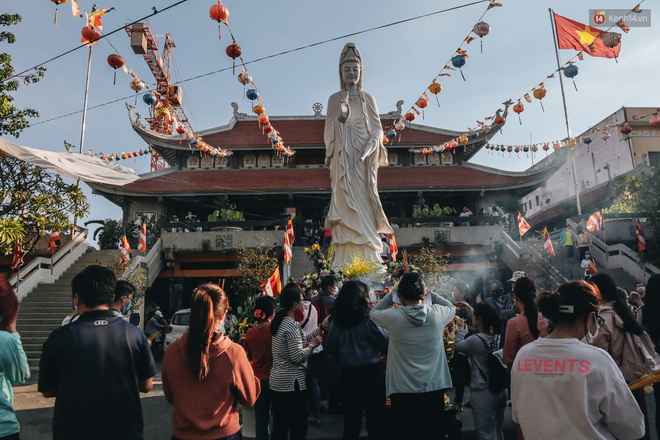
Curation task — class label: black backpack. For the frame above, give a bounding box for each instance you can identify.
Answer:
[475,334,510,393]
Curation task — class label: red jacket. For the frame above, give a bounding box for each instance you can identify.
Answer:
[163,332,260,439]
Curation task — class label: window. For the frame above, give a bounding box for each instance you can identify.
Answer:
[649,152,660,167]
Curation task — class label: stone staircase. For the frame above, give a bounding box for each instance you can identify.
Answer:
[16,249,118,370]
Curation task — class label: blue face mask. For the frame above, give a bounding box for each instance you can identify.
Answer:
[122,299,132,315]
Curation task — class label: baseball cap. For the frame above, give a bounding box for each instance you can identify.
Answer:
[508,271,527,283]
[155,311,163,318]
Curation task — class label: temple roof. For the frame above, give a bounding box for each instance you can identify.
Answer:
[90,162,557,199]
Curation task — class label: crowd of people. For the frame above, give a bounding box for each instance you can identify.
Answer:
[2,262,660,440]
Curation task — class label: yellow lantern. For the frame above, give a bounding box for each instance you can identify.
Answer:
[253,105,265,115]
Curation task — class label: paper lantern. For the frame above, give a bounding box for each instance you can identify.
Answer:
[649,115,660,127]
[209,1,229,22]
[176,125,186,135]
[404,112,415,122]
[258,114,269,124]
[225,40,242,74]
[129,78,144,92]
[603,32,622,48]
[531,145,538,152]
[81,25,102,45]
[143,93,157,105]
[253,104,265,115]
[237,69,252,86]
[563,65,578,79]
[428,80,442,106]
[468,132,478,140]
[106,54,124,85]
[459,135,468,144]
[494,115,505,125]
[416,97,428,109]
[156,107,170,119]
[387,130,397,140]
[620,123,632,135]
[533,86,547,112]
[513,101,525,125]
[583,137,592,145]
[451,55,466,81]
[246,89,259,100]
[50,0,69,27]
[472,21,490,52]
[552,142,561,151]
[394,120,406,131]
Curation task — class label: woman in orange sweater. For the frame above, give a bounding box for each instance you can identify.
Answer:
[162,283,260,440]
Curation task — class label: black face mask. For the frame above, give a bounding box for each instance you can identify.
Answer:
[491,289,504,299]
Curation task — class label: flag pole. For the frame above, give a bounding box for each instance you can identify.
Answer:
[548,8,582,216]
[72,45,94,237]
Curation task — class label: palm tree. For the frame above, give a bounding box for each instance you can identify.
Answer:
[85,219,123,250]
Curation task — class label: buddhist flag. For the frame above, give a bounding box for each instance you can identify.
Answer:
[11,241,24,269]
[48,231,61,254]
[120,235,132,266]
[636,222,646,253]
[138,223,147,253]
[286,219,295,244]
[589,260,598,275]
[543,227,556,256]
[553,13,621,59]
[283,232,292,264]
[518,213,531,236]
[389,233,399,262]
[71,0,83,18]
[260,267,282,297]
[586,211,603,232]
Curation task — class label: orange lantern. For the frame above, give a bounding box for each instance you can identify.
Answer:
[176,125,186,135]
[428,80,442,106]
[533,86,547,112]
[404,112,415,122]
[253,105,265,115]
[106,54,125,86]
[81,25,102,45]
[416,97,428,109]
[459,134,468,144]
[210,1,229,39]
[50,0,69,27]
[513,101,525,125]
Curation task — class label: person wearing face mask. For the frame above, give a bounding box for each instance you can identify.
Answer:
[270,287,325,440]
[112,280,136,320]
[589,272,652,440]
[311,276,338,329]
[162,283,260,440]
[512,280,644,440]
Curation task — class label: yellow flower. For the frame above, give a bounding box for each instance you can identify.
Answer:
[312,243,320,251]
[304,247,311,253]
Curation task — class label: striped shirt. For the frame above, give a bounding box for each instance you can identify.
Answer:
[269,317,319,392]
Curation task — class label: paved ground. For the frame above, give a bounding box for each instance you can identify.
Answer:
[13,358,656,440]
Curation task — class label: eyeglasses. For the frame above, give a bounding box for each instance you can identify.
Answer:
[594,313,605,329]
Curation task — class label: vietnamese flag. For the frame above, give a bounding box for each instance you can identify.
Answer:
[553,13,621,59]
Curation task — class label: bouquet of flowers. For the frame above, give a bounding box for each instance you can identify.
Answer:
[443,316,462,361]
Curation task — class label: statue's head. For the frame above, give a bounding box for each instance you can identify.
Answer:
[339,43,362,91]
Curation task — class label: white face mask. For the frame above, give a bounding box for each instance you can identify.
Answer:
[581,314,601,344]
[329,286,339,296]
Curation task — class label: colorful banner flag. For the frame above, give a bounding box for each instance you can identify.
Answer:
[553,13,621,59]
[283,232,292,264]
[48,231,61,254]
[589,260,598,275]
[138,223,147,253]
[120,235,132,266]
[286,219,295,244]
[389,233,399,262]
[260,267,282,297]
[636,222,646,253]
[543,227,556,256]
[586,211,603,232]
[11,241,24,269]
[71,0,83,18]
[518,213,531,236]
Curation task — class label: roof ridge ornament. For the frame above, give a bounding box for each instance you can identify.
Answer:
[313,102,323,117]
[386,100,404,118]
[231,102,248,120]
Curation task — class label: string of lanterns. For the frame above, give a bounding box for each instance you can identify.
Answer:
[209,0,296,159]
[401,2,642,158]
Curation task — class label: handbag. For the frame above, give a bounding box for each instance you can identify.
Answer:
[621,330,660,383]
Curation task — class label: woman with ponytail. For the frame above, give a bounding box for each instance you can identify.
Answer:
[502,276,548,369]
[270,287,324,440]
[589,272,651,439]
[512,281,644,439]
[162,283,260,440]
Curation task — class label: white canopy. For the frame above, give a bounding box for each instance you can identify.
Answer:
[0,138,140,186]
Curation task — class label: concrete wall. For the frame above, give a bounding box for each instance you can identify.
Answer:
[162,230,281,251]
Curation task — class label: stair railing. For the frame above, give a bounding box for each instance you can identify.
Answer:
[10,229,90,301]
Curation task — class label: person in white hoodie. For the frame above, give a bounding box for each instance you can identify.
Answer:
[370,272,455,439]
[512,280,645,440]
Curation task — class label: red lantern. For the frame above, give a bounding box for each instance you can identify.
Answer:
[176,125,186,135]
[226,40,242,75]
[262,124,273,134]
[404,112,415,122]
[210,1,229,39]
[81,25,102,45]
[620,123,632,136]
[494,115,505,125]
[258,114,269,124]
[513,101,525,125]
[107,54,125,85]
[416,97,428,109]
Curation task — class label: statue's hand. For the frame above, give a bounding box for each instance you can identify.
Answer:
[360,138,378,162]
[338,91,349,122]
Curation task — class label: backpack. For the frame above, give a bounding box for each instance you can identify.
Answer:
[475,334,510,393]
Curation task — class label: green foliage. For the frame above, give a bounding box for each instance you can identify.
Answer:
[0,155,89,255]
[207,209,244,222]
[85,219,123,250]
[232,238,278,307]
[605,167,660,263]
[410,246,451,298]
[96,259,148,316]
[413,204,456,218]
[1,14,46,138]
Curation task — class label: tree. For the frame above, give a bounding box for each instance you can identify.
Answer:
[605,166,660,263]
[0,154,90,255]
[232,238,278,307]
[1,14,45,137]
[1,15,89,262]
[84,219,124,250]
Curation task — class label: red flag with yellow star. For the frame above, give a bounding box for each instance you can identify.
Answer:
[553,13,621,59]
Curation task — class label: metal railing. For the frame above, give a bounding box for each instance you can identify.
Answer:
[10,229,90,301]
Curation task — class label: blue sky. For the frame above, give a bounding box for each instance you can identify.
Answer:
[4,0,658,231]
